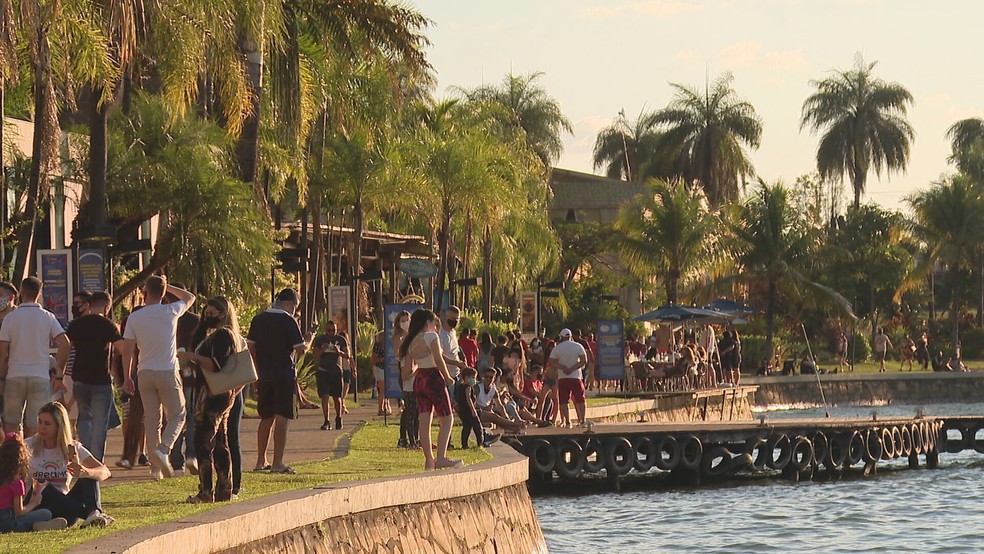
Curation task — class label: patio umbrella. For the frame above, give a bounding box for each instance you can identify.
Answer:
[705,299,756,316]
[635,304,728,323]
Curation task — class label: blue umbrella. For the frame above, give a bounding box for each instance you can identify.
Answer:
[705,299,756,315]
[635,304,727,323]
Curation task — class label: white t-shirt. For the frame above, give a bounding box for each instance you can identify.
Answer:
[123,299,192,371]
[476,382,497,409]
[550,340,587,381]
[438,327,461,377]
[0,303,66,379]
[25,436,93,494]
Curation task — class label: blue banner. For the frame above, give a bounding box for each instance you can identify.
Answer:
[38,249,72,329]
[77,248,106,293]
[597,320,625,381]
[383,304,422,399]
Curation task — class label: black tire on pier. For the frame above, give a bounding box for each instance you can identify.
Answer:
[528,439,557,475]
[605,437,636,476]
[724,452,754,475]
[899,425,913,458]
[745,437,769,471]
[583,439,606,474]
[911,423,924,455]
[654,435,680,471]
[679,436,703,470]
[810,432,828,467]
[892,426,905,458]
[969,422,984,454]
[554,439,584,479]
[700,445,733,478]
[941,420,966,454]
[632,437,658,472]
[765,434,792,471]
[847,431,865,467]
[826,432,850,470]
[789,436,814,472]
[863,429,883,463]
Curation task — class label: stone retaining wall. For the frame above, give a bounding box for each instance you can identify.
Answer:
[744,371,984,408]
[69,444,545,554]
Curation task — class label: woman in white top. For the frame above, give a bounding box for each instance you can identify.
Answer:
[393,311,418,449]
[398,309,461,470]
[26,402,113,528]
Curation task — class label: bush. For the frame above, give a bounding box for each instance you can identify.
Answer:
[848,333,871,363]
[739,335,771,370]
[960,327,984,358]
[479,320,514,341]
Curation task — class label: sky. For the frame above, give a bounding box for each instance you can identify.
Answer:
[412,0,983,211]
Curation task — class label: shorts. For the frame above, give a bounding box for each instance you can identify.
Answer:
[256,378,297,420]
[3,376,50,428]
[342,369,352,384]
[372,366,385,383]
[316,368,343,398]
[558,378,585,405]
[413,368,452,418]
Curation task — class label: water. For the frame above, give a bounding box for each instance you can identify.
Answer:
[534,403,984,553]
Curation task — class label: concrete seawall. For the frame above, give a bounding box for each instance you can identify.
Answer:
[744,371,984,409]
[70,443,545,554]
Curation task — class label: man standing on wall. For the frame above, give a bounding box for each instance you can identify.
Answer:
[67,291,123,462]
[248,288,308,474]
[0,277,70,436]
[121,276,196,480]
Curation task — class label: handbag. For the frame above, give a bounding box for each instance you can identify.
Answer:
[203,333,257,396]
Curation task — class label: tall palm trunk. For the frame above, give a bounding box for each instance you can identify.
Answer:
[852,165,866,209]
[482,223,493,321]
[764,279,778,367]
[13,34,52,282]
[88,86,109,226]
[463,209,472,308]
[951,257,963,355]
[434,202,451,313]
[307,192,322,329]
[235,32,269,214]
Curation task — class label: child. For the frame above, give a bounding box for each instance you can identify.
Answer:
[0,433,67,532]
[455,368,498,448]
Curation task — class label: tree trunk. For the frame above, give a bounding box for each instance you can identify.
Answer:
[852,165,866,210]
[764,279,777,367]
[463,209,473,309]
[1,84,6,274]
[88,85,109,226]
[13,37,52,282]
[482,224,493,321]
[435,205,451,313]
[307,192,322,329]
[951,258,963,355]
[235,32,269,215]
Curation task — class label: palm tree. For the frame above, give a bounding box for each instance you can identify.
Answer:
[946,118,984,178]
[460,71,572,166]
[652,73,762,206]
[903,175,984,354]
[724,180,853,365]
[592,109,665,182]
[800,56,915,209]
[614,179,719,303]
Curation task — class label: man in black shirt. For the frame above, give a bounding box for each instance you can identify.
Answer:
[247,289,307,474]
[67,291,123,462]
[312,320,348,431]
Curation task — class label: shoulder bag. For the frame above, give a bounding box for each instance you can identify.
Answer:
[203,332,257,396]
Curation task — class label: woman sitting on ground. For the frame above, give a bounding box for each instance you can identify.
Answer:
[475,369,524,434]
[0,432,66,532]
[26,402,113,528]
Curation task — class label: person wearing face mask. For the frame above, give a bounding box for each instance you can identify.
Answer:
[393,311,418,449]
[312,321,348,431]
[454,368,498,449]
[0,282,16,327]
[176,296,243,503]
[245,289,308,475]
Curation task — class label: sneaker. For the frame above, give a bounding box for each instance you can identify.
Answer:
[185,458,199,476]
[115,459,132,470]
[151,449,173,478]
[482,434,501,447]
[138,453,150,466]
[172,468,185,477]
[397,439,409,449]
[33,517,68,531]
[151,469,164,481]
[334,417,342,430]
[80,511,109,529]
[320,421,330,431]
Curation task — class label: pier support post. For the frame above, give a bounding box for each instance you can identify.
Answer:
[908,453,920,469]
[606,469,621,493]
[863,461,877,476]
[926,450,939,469]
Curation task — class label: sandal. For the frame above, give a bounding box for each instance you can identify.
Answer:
[252,464,272,472]
[270,466,296,474]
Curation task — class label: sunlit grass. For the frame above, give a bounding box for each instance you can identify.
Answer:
[3,421,491,554]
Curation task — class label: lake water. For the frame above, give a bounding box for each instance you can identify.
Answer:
[533,403,984,553]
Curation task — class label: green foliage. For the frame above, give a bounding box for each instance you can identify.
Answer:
[849,333,872,363]
[959,327,984,359]
[479,320,514,341]
[739,335,771,368]
[357,321,379,357]
[458,308,485,332]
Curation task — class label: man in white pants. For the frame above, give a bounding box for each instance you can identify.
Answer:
[120,276,195,479]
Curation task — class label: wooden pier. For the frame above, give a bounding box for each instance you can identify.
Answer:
[506,415,977,489]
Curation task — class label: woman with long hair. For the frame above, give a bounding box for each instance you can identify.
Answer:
[398,309,461,470]
[393,311,418,449]
[26,402,113,527]
[477,332,494,371]
[177,296,243,503]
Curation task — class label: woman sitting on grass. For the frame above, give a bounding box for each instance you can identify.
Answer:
[0,433,66,532]
[26,402,113,528]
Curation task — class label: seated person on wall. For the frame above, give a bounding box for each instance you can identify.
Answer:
[947,354,967,372]
[799,354,817,375]
[474,369,523,434]
[931,351,947,372]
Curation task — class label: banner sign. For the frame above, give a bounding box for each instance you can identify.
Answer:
[383,303,423,399]
[327,286,352,339]
[597,319,626,381]
[398,258,438,278]
[77,248,106,293]
[37,249,73,329]
[520,291,538,338]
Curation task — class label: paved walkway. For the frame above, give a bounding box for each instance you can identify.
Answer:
[101,397,390,487]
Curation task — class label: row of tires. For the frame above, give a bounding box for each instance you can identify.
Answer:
[526,421,944,479]
[939,420,984,454]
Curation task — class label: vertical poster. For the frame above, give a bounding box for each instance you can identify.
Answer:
[77,248,106,293]
[384,303,422,399]
[520,291,538,338]
[37,249,73,329]
[597,319,626,381]
[327,286,352,339]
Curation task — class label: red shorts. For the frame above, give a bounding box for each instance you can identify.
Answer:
[413,367,453,417]
[558,378,585,404]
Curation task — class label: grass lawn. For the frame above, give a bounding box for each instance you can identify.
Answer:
[585,396,632,408]
[805,359,984,375]
[3,421,491,554]
[243,390,364,418]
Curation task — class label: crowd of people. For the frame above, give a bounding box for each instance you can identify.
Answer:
[625,324,742,391]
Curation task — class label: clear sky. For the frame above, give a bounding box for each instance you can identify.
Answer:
[413,0,982,210]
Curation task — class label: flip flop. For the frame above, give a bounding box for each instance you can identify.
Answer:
[270,466,296,474]
[252,464,272,472]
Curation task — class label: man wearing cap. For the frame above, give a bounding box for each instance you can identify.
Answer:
[547,328,588,428]
[247,289,308,474]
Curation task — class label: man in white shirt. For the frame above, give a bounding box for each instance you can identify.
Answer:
[0,276,71,436]
[120,276,195,479]
[548,328,588,428]
[438,305,464,378]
